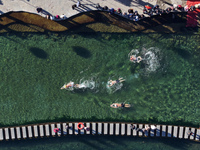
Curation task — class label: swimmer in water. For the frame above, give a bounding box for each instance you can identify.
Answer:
[108,77,125,87]
[60,81,74,89]
[130,55,142,63]
[74,83,87,89]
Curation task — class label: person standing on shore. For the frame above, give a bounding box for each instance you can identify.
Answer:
[36,7,43,13]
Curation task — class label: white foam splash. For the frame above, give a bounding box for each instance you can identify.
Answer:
[129,47,161,74]
[106,80,123,94]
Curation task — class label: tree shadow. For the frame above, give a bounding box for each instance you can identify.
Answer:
[29,47,48,59]
[174,48,191,59]
[72,46,91,58]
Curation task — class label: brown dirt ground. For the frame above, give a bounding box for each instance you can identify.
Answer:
[0,11,198,34]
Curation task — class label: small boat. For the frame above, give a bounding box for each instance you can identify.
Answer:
[110,103,131,108]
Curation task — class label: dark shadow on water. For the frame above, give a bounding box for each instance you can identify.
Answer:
[29,47,48,59]
[174,48,191,59]
[130,63,140,74]
[0,135,199,150]
[72,46,91,58]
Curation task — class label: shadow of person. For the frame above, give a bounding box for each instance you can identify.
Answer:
[72,46,91,58]
[29,47,48,59]
[41,9,52,16]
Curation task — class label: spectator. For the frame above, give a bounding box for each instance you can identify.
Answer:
[148,11,153,17]
[55,15,60,19]
[187,129,193,136]
[117,8,122,15]
[128,14,133,19]
[36,7,43,13]
[155,9,160,15]
[151,125,157,130]
[123,12,128,18]
[177,5,182,10]
[173,4,178,10]
[160,9,166,15]
[170,6,175,12]
[84,127,90,131]
[60,14,67,19]
[134,11,139,16]
[195,4,199,9]
[153,4,159,11]
[53,128,60,133]
[143,8,148,14]
[109,8,114,14]
[72,4,76,10]
[184,5,189,12]
[189,5,195,11]
[46,14,51,20]
[96,3,101,9]
[65,125,72,130]
[166,7,171,13]
[134,15,139,21]
[198,3,200,8]
[130,124,137,130]
[128,9,134,14]
[103,6,108,10]
[76,1,81,7]
[142,125,150,132]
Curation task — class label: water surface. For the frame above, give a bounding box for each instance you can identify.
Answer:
[0,32,199,127]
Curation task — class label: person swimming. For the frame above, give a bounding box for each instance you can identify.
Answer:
[110,102,131,108]
[74,83,87,89]
[130,55,142,63]
[108,77,125,87]
[60,81,74,89]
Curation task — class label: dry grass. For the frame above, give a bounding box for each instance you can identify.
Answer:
[0,11,190,34]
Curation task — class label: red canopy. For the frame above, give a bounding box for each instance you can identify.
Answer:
[145,5,152,9]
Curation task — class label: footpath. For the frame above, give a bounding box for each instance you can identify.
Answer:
[0,0,186,18]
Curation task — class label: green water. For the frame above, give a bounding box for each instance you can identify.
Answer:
[0,32,200,126]
[0,32,200,149]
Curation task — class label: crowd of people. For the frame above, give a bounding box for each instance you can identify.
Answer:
[96,3,200,22]
[130,124,157,133]
[53,123,195,136]
[36,1,200,22]
[53,124,90,136]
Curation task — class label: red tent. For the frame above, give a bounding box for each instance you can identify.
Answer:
[145,5,152,9]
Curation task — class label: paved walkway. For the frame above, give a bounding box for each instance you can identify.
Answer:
[0,0,186,18]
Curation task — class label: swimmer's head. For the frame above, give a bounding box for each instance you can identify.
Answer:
[130,55,136,61]
[60,84,67,89]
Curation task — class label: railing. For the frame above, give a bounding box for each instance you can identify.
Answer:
[0,122,199,142]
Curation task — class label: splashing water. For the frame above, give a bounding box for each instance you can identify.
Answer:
[142,47,161,72]
[128,49,139,58]
[79,78,96,90]
[106,80,123,94]
[129,47,161,75]
[61,77,99,92]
